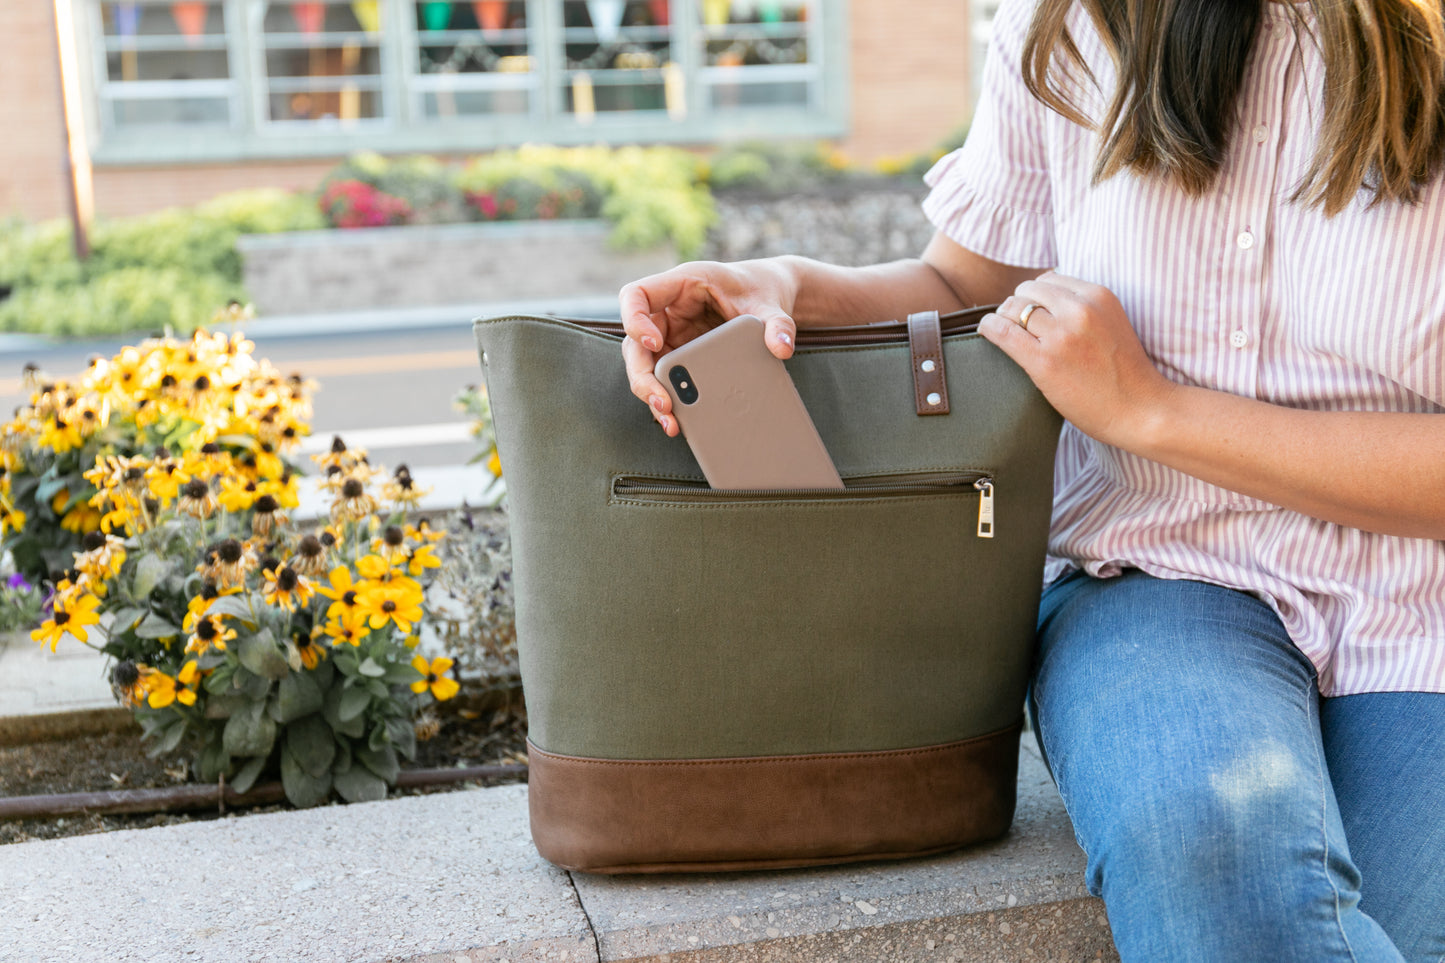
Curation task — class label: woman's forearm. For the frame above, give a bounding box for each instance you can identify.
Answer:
[1133,384,1445,540]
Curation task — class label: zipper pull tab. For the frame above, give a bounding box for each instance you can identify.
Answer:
[975,478,994,538]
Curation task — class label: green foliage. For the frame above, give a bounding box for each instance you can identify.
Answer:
[457,144,715,257]
[705,140,849,192]
[0,189,319,338]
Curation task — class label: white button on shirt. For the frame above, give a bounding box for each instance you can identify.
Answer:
[923,0,1445,696]
[1252,124,1269,143]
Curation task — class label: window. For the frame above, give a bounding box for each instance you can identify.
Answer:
[81,0,847,162]
[95,1,237,130]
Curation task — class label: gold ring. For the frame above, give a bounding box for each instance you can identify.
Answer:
[1018,303,1040,332]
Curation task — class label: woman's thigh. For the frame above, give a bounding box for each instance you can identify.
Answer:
[1322,691,1445,963]
[1030,570,1403,963]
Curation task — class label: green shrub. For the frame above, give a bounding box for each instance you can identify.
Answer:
[0,267,243,338]
[456,144,714,257]
[0,189,314,338]
[705,141,848,193]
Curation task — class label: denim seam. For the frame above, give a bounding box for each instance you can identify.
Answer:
[1309,685,1360,963]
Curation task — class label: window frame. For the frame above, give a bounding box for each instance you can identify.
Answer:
[79,0,850,165]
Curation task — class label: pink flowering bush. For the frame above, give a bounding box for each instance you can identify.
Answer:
[319,180,413,229]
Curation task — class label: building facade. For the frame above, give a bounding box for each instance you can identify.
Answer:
[3,0,977,222]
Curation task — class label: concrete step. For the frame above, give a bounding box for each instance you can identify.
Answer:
[0,736,1118,963]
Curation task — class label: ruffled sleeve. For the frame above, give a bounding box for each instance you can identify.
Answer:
[922,0,1057,268]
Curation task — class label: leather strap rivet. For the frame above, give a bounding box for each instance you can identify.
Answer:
[927,392,942,406]
[921,359,936,373]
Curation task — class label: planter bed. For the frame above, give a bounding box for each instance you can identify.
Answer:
[237,219,678,316]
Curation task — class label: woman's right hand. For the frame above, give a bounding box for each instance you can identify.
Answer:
[619,257,800,437]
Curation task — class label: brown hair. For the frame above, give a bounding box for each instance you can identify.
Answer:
[1021,0,1445,214]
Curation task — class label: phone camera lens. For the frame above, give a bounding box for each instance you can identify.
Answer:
[668,365,699,405]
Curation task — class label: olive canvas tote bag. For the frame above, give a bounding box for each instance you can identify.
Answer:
[472,307,1062,874]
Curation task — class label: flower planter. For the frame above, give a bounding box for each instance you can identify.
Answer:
[236,220,678,317]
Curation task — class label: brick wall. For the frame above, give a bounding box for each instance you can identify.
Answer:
[0,4,70,223]
[844,0,973,162]
[4,1,974,223]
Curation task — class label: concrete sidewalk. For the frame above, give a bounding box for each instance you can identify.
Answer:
[0,736,1117,963]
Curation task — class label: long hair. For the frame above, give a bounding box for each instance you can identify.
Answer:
[1020,0,1445,214]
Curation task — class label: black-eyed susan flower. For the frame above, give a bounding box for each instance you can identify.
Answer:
[371,525,409,565]
[330,476,377,523]
[316,566,366,625]
[185,614,236,655]
[75,531,127,583]
[405,543,442,578]
[262,564,314,612]
[381,465,429,507]
[410,656,459,701]
[147,660,201,709]
[178,478,217,519]
[110,660,148,707]
[198,538,256,590]
[290,534,328,578]
[250,494,286,538]
[30,588,102,651]
[0,502,28,536]
[216,475,259,513]
[404,519,447,543]
[321,611,372,647]
[358,580,425,635]
[289,630,326,670]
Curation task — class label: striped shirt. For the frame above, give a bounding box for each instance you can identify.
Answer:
[923,0,1445,696]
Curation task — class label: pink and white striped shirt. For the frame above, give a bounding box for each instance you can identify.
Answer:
[923,0,1445,696]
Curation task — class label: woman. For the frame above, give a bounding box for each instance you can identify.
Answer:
[619,0,1445,958]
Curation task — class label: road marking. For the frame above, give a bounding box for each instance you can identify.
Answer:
[0,349,481,397]
[300,422,476,454]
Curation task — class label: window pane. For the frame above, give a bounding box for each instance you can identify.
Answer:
[259,0,388,123]
[708,78,808,111]
[99,1,233,130]
[107,49,230,82]
[269,89,383,121]
[112,97,231,126]
[421,88,532,117]
[560,0,674,117]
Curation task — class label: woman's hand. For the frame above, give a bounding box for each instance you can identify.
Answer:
[619,258,800,437]
[978,272,1175,450]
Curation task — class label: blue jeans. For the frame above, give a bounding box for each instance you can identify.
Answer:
[1031,570,1445,963]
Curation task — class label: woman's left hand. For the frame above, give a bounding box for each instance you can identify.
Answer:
[978,272,1175,450]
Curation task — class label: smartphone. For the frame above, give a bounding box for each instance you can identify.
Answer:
[653,315,844,491]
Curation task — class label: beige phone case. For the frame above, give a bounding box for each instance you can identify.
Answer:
[654,315,844,490]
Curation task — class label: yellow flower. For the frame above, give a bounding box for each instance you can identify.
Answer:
[261,564,314,612]
[410,656,459,701]
[197,538,256,591]
[405,543,442,577]
[37,415,84,453]
[329,476,378,523]
[74,532,127,583]
[381,465,429,507]
[404,520,446,544]
[30,590,103,651]
[0,504,27,536]
[290,631,326,670]
[147,661,201,709]
[216,475,260,512]
[486,449,502,476]
[370,526,410,565]
[321,611,372,646]
[145,455,191,502]
[177,478,218,519]
[60,501,103,534]
[185,614,236,655]
[316,566,364,622]
[357,581,425,634]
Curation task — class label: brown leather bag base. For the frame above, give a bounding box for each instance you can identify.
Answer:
[527,720,1021,874]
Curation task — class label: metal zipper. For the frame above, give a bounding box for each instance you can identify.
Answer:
[559,307,989,348]
[611,471,998,537]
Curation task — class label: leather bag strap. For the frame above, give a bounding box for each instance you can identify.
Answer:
[907,310,949,416]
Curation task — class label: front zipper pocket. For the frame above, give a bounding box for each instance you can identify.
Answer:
[610,470,997,537]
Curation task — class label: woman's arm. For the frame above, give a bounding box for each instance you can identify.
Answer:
[983,273,1445,540]
[619,233,1044,435]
